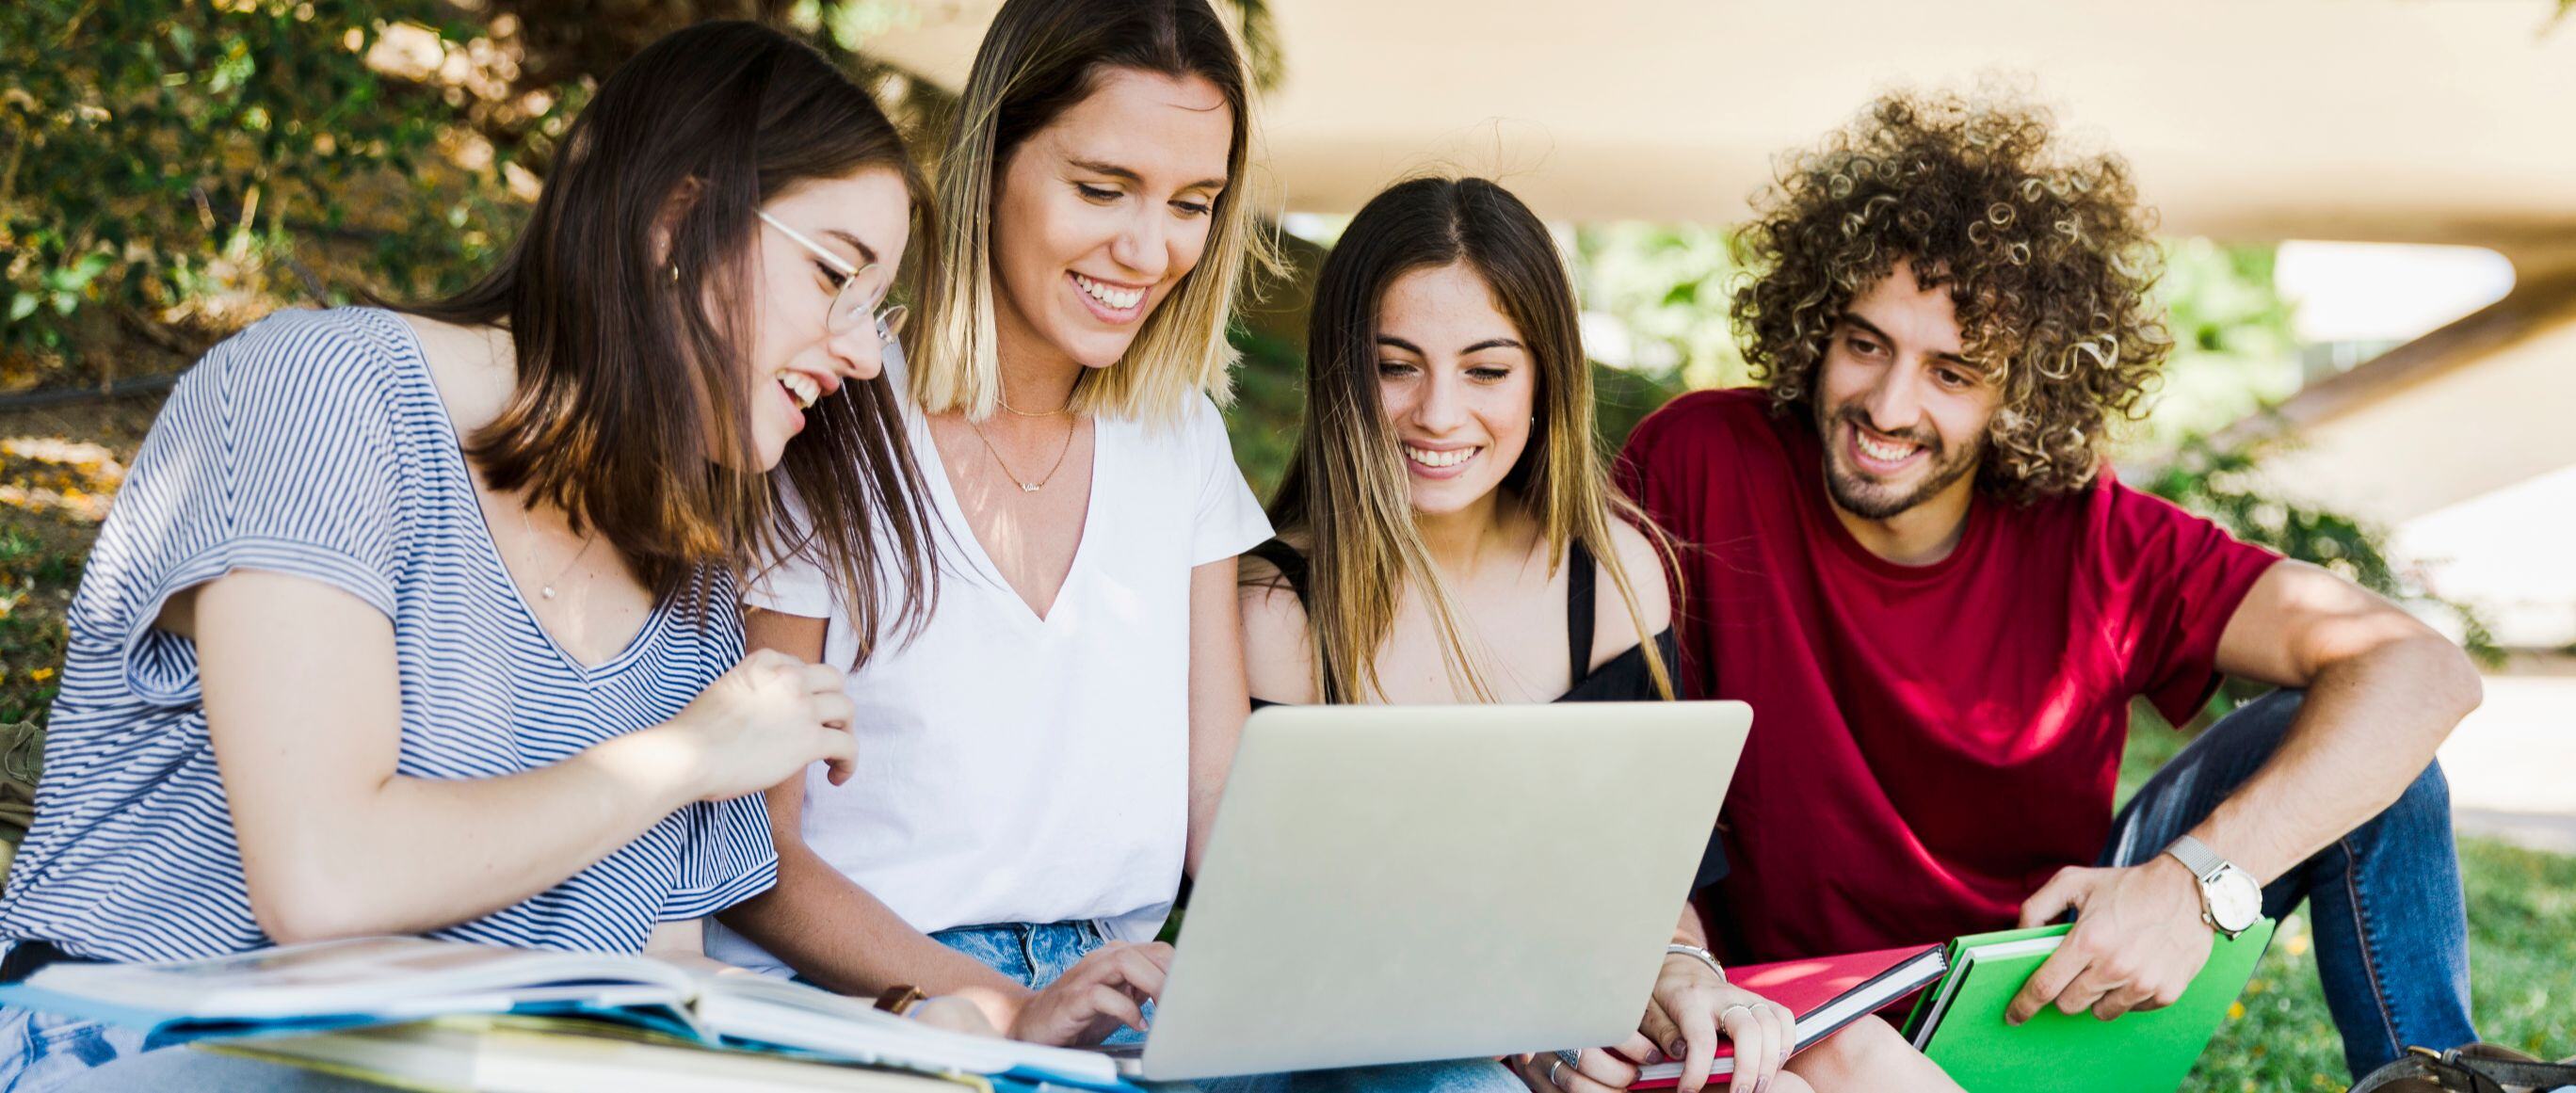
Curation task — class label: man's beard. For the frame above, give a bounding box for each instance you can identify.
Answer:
[1817,404,1981,521]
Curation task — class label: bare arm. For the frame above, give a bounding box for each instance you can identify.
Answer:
[2185,559,2481,880]
[1185,557,1249,876]
[2009,560,2482,1023]
[1238,556,1318,705]
[712,609,1033,1023]
[715,609,1175,1047]
[639,919,750,977]
[199,571,853,944]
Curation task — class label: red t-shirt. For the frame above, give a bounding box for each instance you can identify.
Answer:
[1616,389,2279,963]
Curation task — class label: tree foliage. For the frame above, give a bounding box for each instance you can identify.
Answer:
[0,0,1282,391]
[1,0,519,382]
[2142,427,2503,722]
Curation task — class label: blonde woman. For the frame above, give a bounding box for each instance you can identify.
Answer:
[1238,178,1960,1093]
[710,0,1280,1055]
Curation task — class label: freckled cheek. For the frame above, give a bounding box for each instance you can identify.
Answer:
[1376,380,1416,424]
[1164,222,1216,283]
[768,269,821,346]
[1480,401,1533,465]
[1033,195,1120,269]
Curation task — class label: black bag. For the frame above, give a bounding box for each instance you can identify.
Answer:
[2348,1044,2576,1093]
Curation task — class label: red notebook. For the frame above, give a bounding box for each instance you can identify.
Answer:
[1626,944,1947,1088]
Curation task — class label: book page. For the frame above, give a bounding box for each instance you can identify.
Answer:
[693,976,1121,1086]
[28,937,696,1020]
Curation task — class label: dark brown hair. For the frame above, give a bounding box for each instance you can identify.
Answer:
[1732,86,2171,504]
[1266,177,1673,703]
[413,20,938,652]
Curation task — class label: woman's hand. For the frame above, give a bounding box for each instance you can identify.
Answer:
[1006,940,1173,1046]
[657,649,858,801]
[913,995,1005,1037]
[1640,954,1797,1093]
[1509,1032,1663,1093]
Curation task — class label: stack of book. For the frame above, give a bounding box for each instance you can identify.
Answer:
[0,936,1127,1092]
[1620,920,2275,1092]
[1907,920,2278,1093]
[0,920,2278,1093]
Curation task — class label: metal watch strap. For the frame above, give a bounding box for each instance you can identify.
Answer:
[1665,943,1726,984]
[2165,834,2227,880]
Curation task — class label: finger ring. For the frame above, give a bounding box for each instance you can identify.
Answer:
[1548,1060,1567,1087]
[1717,1003,1754,1024]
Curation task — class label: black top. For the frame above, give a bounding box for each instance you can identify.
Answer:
[1241,538,1724,888]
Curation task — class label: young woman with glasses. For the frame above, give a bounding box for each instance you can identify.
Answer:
[0,22,940,1089]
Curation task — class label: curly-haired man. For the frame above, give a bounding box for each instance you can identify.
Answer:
[1616,88,2479,1081]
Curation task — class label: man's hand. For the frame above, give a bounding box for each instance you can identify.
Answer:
[2005,857,2214,1024]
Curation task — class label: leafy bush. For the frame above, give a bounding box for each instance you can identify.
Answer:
[1,0,528,385]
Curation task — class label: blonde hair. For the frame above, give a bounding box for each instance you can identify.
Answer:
[910,0,1280,427]
[1266,177,1676,704]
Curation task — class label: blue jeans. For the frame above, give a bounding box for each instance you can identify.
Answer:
[0,1005,142,1091]
[0,1004,373,1092]
[2101,690,2478,1078]
[932,922,1522,1093]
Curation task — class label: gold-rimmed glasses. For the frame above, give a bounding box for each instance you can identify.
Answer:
[757,211,909,341]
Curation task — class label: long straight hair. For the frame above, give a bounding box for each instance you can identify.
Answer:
[411,21,939,653]
[1267,177,1676,703]
[910,0,1277,427]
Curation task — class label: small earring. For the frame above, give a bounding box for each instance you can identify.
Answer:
[668,265,680,284]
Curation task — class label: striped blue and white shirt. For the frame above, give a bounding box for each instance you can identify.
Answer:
[0,306,775,963]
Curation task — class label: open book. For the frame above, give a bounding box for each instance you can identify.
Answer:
[203,1014,984,1093]
[1627,943,1948,1087]
[0,936,1123,1089]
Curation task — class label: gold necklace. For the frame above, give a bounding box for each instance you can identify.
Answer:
[519,503,597,601]
[480,326,595,601]
[996,390,1073,418]
[966,414,1077,493]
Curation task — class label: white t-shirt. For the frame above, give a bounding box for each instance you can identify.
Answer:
[707,351,1272,975]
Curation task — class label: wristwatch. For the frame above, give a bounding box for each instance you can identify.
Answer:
[874,984,926,1017]
[2164,835,2263,940]
[1664,943,1726,984]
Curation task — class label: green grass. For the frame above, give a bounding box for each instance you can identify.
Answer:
[0,524,80,725]
[2120,720,2576,1089]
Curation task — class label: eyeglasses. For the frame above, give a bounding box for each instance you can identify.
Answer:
[757,211,909,340]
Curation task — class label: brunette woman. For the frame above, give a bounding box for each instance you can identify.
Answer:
[0,22,939,1089]
[1238,177,1962,1093]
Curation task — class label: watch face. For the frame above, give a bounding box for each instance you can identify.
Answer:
[2208,868,2263,933]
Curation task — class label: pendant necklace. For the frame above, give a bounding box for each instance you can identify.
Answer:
[967,414,1077,493]
[520,504,596,601]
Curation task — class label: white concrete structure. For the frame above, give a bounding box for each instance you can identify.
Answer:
[860,0,2576,271]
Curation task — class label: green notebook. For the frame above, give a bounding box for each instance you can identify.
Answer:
[1903,918,2276,1093]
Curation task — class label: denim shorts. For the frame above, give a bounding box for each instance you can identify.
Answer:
[929,921,1521,1093]
[0,1005,145,1091]
[931,919,1151,1047]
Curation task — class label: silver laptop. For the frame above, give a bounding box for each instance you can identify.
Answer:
[1118,700,1752,1081]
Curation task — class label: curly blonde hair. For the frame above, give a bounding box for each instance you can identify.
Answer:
[1731,86,2172,502]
